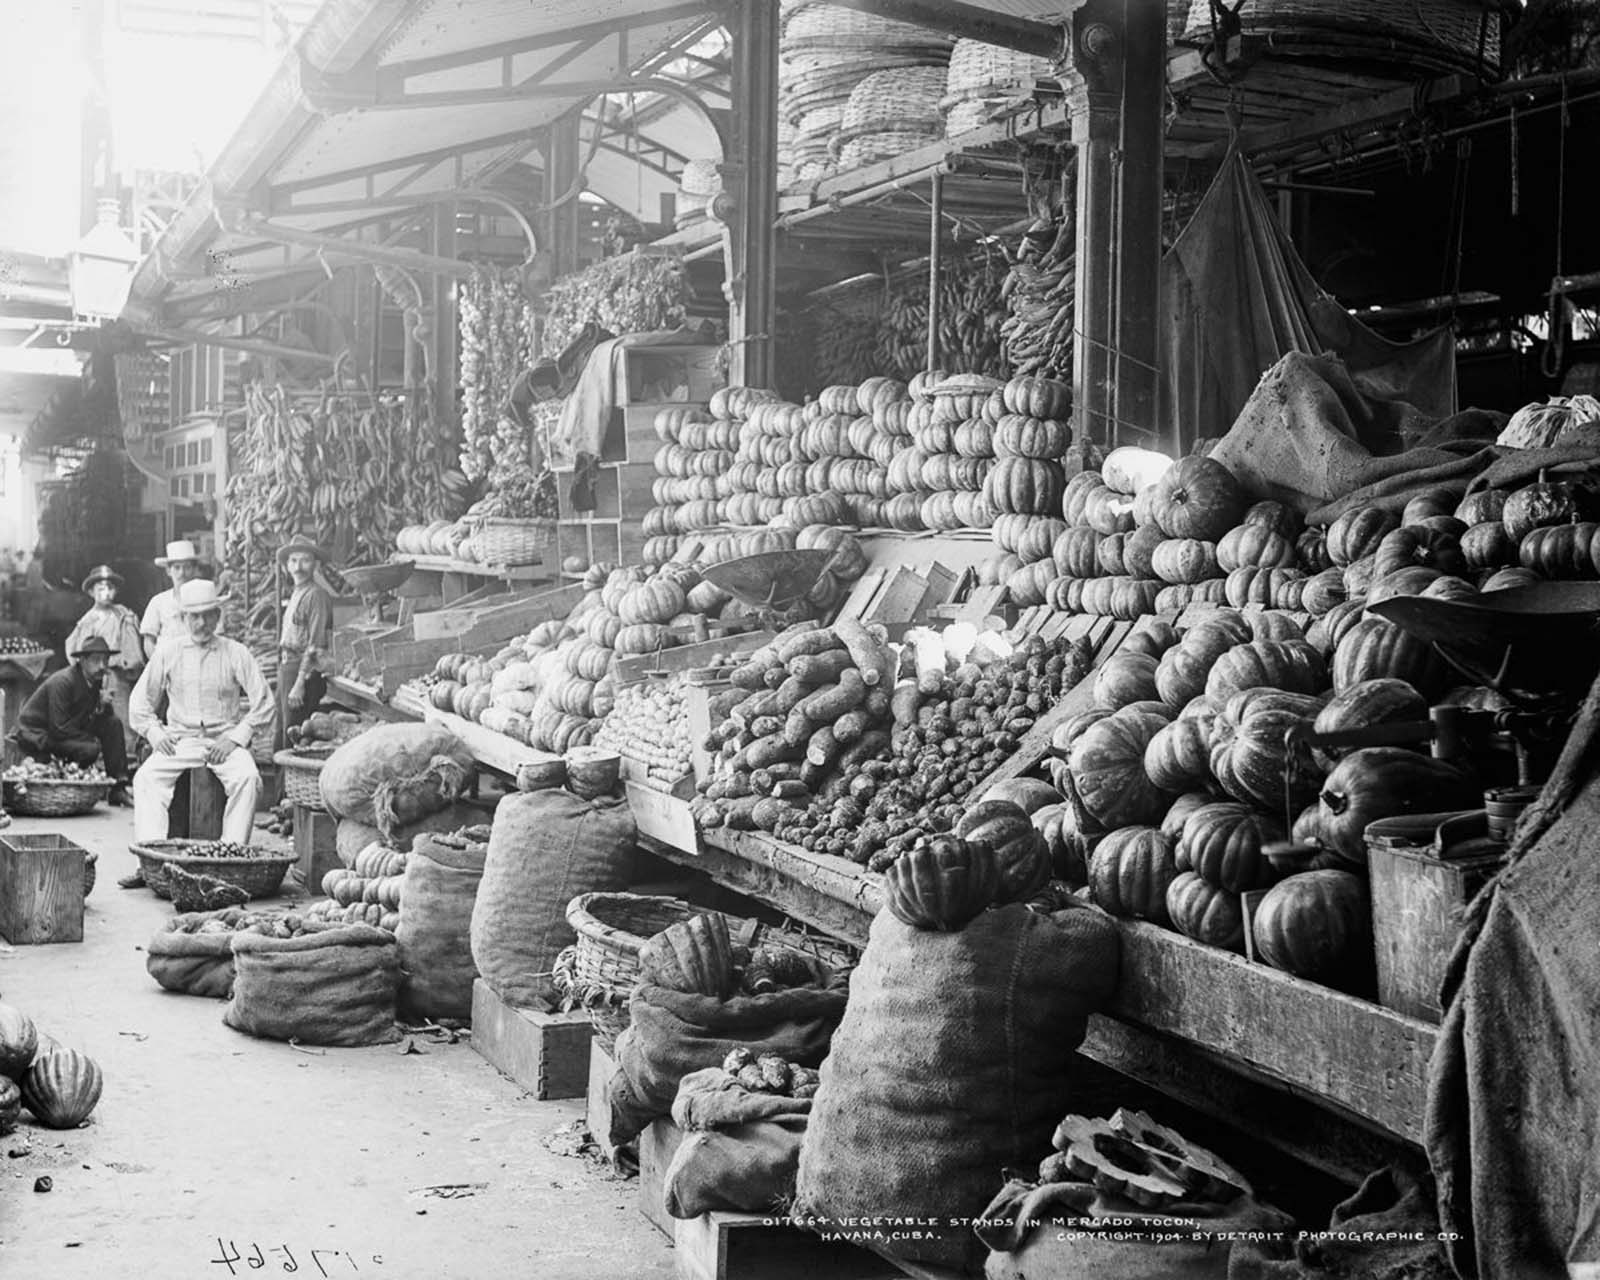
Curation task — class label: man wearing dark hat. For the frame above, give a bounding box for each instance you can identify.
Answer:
[277,535,335,732]
[9,636,133,806]
[66,565,144,757]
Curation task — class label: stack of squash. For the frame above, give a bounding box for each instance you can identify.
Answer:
[318,847,406,932]
[0,1001,103,1133]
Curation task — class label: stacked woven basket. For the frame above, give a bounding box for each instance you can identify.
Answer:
[1178,0,1501,77]
[674,158,722,232]
[780,0,955,182]
[942,37,1057,139]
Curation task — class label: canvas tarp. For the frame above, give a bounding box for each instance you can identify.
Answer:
[1160,148,1457,453]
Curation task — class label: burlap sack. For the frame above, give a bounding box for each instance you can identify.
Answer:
[792,905,1120,1272]
[662,1069,814,1220]
[223,923,400,1047]
[146,910,243,999]
[469,789,636,1008]
[609,968,848,1145]
[319,723,472,824]
[395,832,489,1020]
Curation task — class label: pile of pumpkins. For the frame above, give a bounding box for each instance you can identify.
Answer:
[312,845,407,932]
[642,372,1084,540]
[0,1002,103,1133]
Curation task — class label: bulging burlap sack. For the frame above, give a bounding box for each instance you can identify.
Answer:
[146,909,244,999]
[223,923,400,1047]
[395,832,489,1020]
[792,904,1120,1271]
[319,723,472,824]
[469,789,637,1008]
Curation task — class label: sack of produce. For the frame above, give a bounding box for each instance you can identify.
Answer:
[792,904,1119,1271]
[335,801,496,865]
[145,908,252,998]
[662,1061,816,1220]
[395,828,491,1020]
[223,923,401,1047]
[319,723,473,825]
[469,789,636,1008]
[608,921,848,1144]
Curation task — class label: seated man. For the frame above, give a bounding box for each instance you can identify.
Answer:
[128,579,273,867]
[9,637,132,806]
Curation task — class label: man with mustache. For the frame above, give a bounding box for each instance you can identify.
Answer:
[8,636,133,807]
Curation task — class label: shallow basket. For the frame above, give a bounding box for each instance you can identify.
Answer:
[2,777,109,817]
[562,892,856,1052]
[130,839,295,902]
[272,747,333,810]
[475,518,555,567]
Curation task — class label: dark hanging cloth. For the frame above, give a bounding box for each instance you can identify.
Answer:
[1160,150,1458,454]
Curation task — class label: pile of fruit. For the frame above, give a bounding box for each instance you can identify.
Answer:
[593,676,694,790]
[458,263,536,486]
[287,710,374,750]
[168,841,269,861]
[3,760,109,783]
[310,843,406,933]
[167,908,298,937]
[0,637,47,656]
[720,1048,820,1099]
[1000,211,1075,378]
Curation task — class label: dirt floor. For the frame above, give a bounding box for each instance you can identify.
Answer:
[0,806,677,1280]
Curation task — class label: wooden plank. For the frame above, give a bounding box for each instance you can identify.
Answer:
[948,583,1005,626]
[1106,920,1436,1146]
[292,806,340,893]
[324,676,413,722]
[626,781,699,854]
[1079,1017,1415,1185]
[915,561,960,615]
[586,1040,620,1162]
[411,582,583,642]
[407,554,551,582]
[861,566,929,625]
[837,566,886,622]
[469,979,592,1100]
[0,833,85,945]
[613,629,774,686]
[418,707,560,776]
[676,1212,903,1280]
[647,832,876,949]
[639,1119,684,1239]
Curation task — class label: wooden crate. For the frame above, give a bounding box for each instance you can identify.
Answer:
[586,1039,620,1162]
[469,979,592,1100]
[674,1212,902,1280]
[0,833,85,945]
[292,805,341,895]
[639,1118,686,1239]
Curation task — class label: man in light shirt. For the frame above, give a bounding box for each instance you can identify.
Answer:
[140,540,204,659]
[128,579,274,866]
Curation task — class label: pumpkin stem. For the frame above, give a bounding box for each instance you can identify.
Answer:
[1320,788,1347,815]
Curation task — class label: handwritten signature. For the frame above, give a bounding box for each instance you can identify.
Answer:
[211,1240,384,1275]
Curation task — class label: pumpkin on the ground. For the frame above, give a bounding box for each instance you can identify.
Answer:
[1161,790,1217,840]
[0,1004,37,1080]
[1331,617,1445,699]
[19,1046,103,1129]
[1217,524,1296,572]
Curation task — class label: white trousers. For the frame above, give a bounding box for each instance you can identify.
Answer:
[133,737,260,846]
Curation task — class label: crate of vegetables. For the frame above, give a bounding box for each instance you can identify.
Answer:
[594,674,695,795]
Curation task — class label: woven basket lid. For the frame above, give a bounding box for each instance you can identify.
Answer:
[842,65,949,132]
[947,37,1054,99]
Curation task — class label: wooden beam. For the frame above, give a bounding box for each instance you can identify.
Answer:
[825,0,1064,59]
[1114,0,1165,441]
[726,0,779,388]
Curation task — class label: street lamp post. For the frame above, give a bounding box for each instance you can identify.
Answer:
[67,196,139,322]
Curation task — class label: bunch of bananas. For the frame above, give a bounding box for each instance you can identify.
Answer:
[226,382,470,575]
[809,258,1008,386]
[459,266,537,484]
[1000,211,1076,378]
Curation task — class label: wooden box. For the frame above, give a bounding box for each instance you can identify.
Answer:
[586,1039,619,1162]
[1369,841,1504,1024]
[639,1118,686,1239]
[673,1212,900,1280]
[469,978,592,1100]
[0,833,85,944]
[292,805,341,894]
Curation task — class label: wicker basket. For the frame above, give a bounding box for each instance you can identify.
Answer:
[273,747,333,810]
[131,839,295,902]
[2,778,110,818]
[561,892,857,1052]
[83,851,97,897]
[1180,0,1500,74]
[475,518,555,567]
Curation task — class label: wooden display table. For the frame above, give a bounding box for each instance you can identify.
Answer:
[404,555,552,606]
[642,827,1433,1184]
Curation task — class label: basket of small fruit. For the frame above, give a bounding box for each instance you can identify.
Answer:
[129,839,296,902]
[2,760,112,817]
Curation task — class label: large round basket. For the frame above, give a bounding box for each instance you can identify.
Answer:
[2,778,110,818]
[560,893,856,1052]
[130,840,295,902]
[475,518,555,567]
[272,747,333,810]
